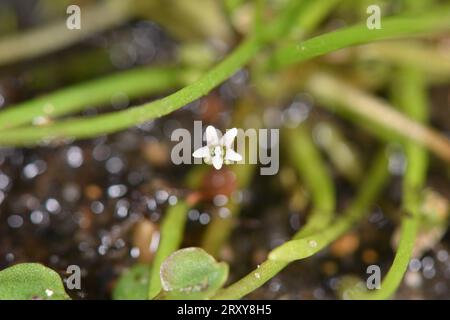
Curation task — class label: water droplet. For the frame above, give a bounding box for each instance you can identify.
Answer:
[30,210,44,224]
[32,116,51,126]
[282,101,311,128]
[108,184,127,198]
[23,164,38,178]
[437,250,449,262]
[116,206,128,218]
[92,144,111,161]
[409,258,422,272]
[98,245,108,255]
[7,215,23,228]
[5,253,14,263]
[423,268,436,279]
[63,183,80,202]
[199,213,210,225]
[422,256,435,271]
[106,156,124,174]
[218,207,231,218]
[308,240,318,248]
[66,146,84,168]
[23,160,47,179]
[130,247,140,258]
[115,199,130,218]
[313,288,325,299]
[213,194,228,207]
[147,198,157,211]
[0,92,5,108]
[388,151,406,176]
[91,201,105,214]
[0,173,10,190]
[269,280,281,292]
[188,209,200,221]
[155,190,169,203]
[168,195,178,205]
[264,107,283,128]
[45,198,61,214]
[114,238,126,249]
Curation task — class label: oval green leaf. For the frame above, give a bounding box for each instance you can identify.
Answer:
[159,247,228,300]
[0,263,70,300]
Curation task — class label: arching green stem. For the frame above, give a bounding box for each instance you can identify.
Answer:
[212,151,389,300]
[351,67,428,300]
[0,66,183,131]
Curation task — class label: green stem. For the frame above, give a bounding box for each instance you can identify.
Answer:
[312,120,363,183]
[353,67,428,300]
[358,42,450,77]
[0,36,262,146]
[289,0,342,38]
[210,124,337,300]
[0,66,183,131]
[2,7,449,146]
[284,126,336,236]
[0,0,133,66]
[213,151,389,300]
[148,201,190,299]
[305,72,450,163]
[269,151,389,262]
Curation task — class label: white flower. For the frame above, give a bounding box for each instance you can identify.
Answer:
[192,125,242,170]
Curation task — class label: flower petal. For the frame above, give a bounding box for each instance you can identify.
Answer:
[213,145,223,157]
[225,149,242,162]
[206,125,220,146]
[221,128,238,148]
[212,154,223,170]
[192,146,210,158]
